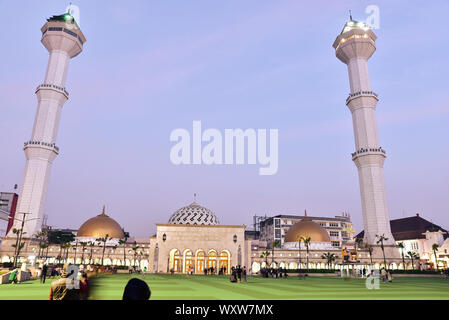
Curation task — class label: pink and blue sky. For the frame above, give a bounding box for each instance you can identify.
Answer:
[1,0,448,236]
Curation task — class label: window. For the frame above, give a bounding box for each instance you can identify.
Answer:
[319,222,326,227]
[330,231,339,237]
[275,229,281,239]
[331,241,340,247]
[274,219,280,228]
[329,222,339,227]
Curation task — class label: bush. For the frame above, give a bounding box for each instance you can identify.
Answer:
[0,263,13,269]
[286,269,336,273]
[390,270,441,274]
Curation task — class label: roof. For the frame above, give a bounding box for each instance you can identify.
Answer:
[355,214,449,241]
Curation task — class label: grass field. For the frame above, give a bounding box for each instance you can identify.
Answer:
[0,274,448,300]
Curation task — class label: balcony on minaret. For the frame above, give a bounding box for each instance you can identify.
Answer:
[351,147,386,161]
[333,20,377,64]
[41,13,86,58]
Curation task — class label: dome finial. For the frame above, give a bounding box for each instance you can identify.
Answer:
[304,209,307,217]
[194,193,197,202]
[101,205,106,216]
[349,10,353,21]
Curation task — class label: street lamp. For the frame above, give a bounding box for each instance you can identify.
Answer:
[8,212,40,268]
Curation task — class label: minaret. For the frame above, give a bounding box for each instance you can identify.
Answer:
[333,18,395,246]
[7,13,86,237]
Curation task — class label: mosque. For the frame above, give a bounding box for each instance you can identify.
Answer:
[1,198,355,274]
[1,10,448,275]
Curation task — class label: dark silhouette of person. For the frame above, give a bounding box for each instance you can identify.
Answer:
[122,278,151,300]
[41,264,48,283]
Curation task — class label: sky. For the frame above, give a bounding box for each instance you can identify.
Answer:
[0,0,448,237]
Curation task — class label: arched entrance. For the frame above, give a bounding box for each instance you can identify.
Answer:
[169,249,181,273]
[207,250,217,272]
[196,250,205,274]
[183,249,193,273]
[219,250,230,274]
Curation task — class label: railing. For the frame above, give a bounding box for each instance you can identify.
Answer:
[36,83,69,97]
[351,147,386,157]
[42,27,84,45]
[346,90,378,102]
[24,140,59,152]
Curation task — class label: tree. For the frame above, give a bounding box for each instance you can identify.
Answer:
[131,241,140,268]
[96,234,111,266]
[47,230,74,264]
[321,252,337,269]
[118,233,129,267]
[301,236,311,272]
[297,238,302,270]
[432,243,439,271]
[259,251,270,269]
[79,241,88,264]
[397,242,406,270]
[376,234,388,269]
[88,241,95,264]
[271,240,281,265]
[33,230,47,259]
[406,251,419,270]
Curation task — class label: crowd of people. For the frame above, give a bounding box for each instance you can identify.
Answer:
[260,267,288,278]
[229,265,247,283]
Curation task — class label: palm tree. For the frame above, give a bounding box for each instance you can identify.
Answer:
[259,251,270,269]
[118,235,129,266]
[40,243,48,261]
[397,242,406,270]
[96,234,111,266]
[376,234,388,269]
[33,230,47,259]
[88,241,95,264]
[406,251,419,270]
[63,243,71,262]
[301,236,311,272]
[79,241,88,264]
[131,241,140,268]
[321,252,337,269]
[432,243,439,271]
[271,240,281,265]
[297,238,302,270]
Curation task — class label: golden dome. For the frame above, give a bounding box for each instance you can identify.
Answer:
[284,211,331,242]
[77,206,124,239]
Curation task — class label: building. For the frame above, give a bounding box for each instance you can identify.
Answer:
[0,192,18,236]
[333,16,397,258]
[356,214,449,269]
[258,212,354,249]
[7,12,86,238]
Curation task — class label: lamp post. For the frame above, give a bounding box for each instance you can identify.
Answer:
[9,212,40,268]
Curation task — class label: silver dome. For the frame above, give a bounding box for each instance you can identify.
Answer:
[168,201,219,225]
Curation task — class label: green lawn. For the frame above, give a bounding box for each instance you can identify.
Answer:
[0,274,448,300]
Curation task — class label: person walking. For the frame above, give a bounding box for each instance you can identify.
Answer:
[79,273,90,300]
[40,264,48,284]
[381,268,387,283]
[387,270,393,283]
[243,266,247,283]
[237,265,242,283]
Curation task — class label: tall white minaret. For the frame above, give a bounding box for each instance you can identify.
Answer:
[333,18,395,246]
[7,12,86,237]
